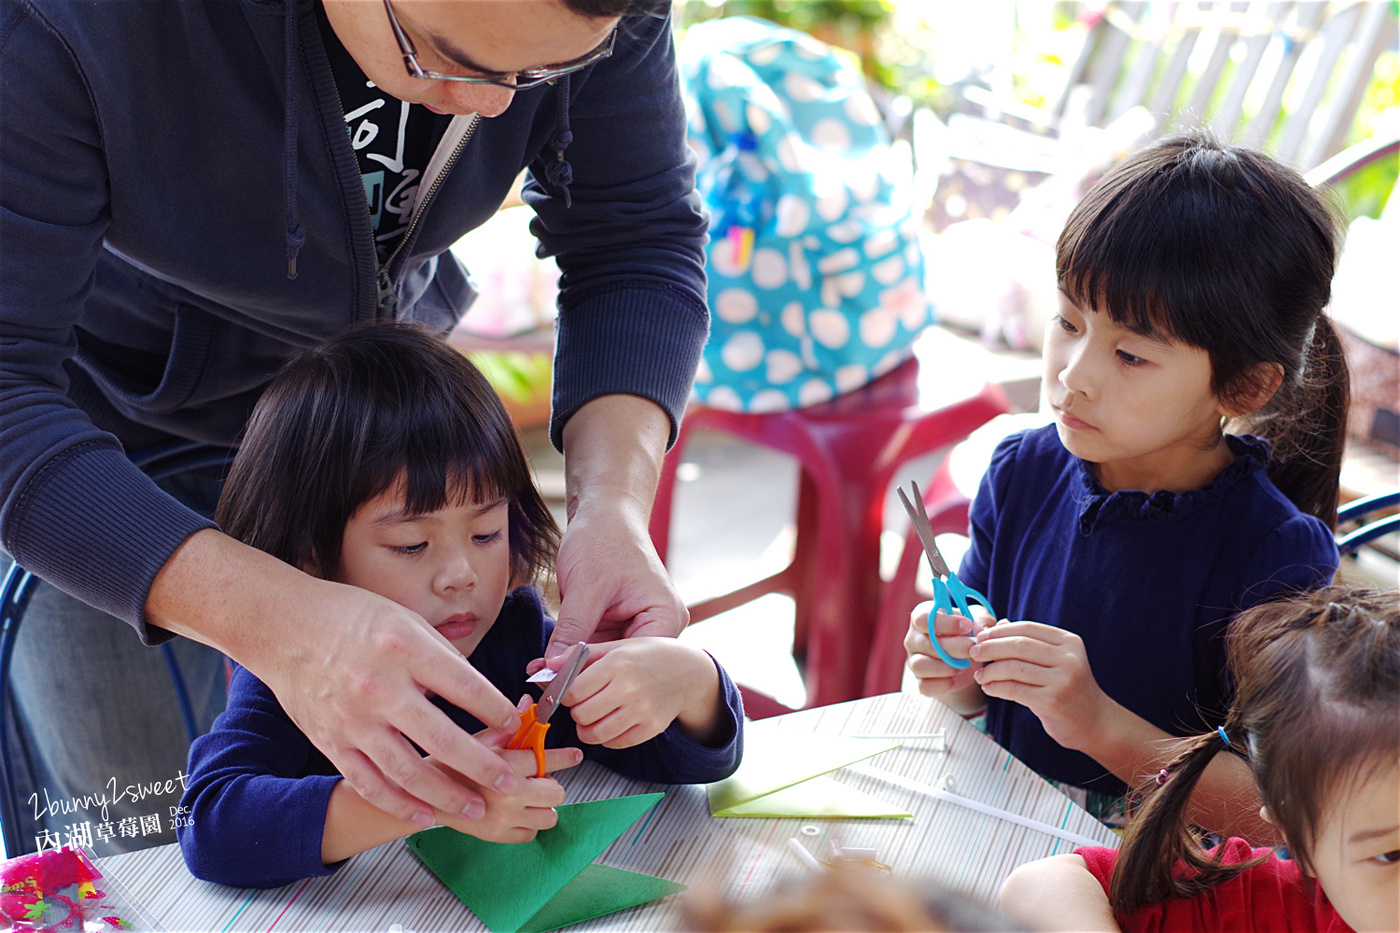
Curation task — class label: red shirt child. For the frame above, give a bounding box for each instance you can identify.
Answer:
[1075,839,1352,933]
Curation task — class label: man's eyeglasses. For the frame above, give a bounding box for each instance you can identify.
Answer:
[382,0,616,89]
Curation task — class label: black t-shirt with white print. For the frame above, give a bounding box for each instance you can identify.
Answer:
[316,2,451,265]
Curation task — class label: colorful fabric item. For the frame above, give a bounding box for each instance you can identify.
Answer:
[0,846,144,930]
[679,17,932,412]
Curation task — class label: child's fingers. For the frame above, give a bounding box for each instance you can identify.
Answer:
[931,609,975,638]
[498,748,558,778]
[516,776,568,809]
[974,676,1036,708]
[541,746,584,774]
[975,620,1062,643]
[565,680,625,729]
[573,704,630,746]
[968,634,1061,668]
[909,602,933,635]
[907,609,975,657]
[573,638,625,663]
[970,608,999,636]
[600,722,652,749]
[517,803,562,831]
[974,657,1051,689]
[907,653,979,696]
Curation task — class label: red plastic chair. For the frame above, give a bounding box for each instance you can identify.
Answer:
[651,356,1011,713]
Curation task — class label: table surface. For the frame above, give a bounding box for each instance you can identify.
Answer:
[99,692,1118,933]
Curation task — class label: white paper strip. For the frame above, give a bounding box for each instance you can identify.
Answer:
[847,764,1105,849]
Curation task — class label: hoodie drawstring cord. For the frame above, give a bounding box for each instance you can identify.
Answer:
[283,0,307,279]
[544,74,574,208]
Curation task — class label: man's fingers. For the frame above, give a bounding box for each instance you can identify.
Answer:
[339,732,491,825]
[332,747,436,826]
[418,652,518,734]
[616,603,687,639]
[547,600,606,659]
[395,699,519,816]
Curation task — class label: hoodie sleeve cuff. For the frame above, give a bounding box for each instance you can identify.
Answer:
[549,281,709,452]
[3,440,216,644]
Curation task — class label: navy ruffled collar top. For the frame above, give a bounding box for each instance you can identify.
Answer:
[1076,434,1272,533]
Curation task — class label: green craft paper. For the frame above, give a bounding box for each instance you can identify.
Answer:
[406,793,667,933]
[708,727,901,816]
[518,863,685,933]
[717,774,911,819]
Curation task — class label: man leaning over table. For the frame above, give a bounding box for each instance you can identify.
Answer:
[0,0,706,850]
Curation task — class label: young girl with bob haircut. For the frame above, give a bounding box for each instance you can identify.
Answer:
[1000,585,1400,932]
[178,324,743,889]
[905,133,1346,832]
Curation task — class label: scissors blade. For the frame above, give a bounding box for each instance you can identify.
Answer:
[535,642,590,723]
[897,482,951,578]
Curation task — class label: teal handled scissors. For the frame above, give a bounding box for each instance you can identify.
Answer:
[897,481,994,670]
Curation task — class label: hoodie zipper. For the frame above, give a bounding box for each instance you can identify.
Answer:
[376,113,482,318]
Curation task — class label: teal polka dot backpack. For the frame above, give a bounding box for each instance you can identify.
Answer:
[679,16,933,412]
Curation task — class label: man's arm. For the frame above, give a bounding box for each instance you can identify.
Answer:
[541,395,687,660]
[147,528,521,826]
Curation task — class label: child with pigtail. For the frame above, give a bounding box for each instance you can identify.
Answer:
[1000,585,1400,933]
[905,132,1348,833]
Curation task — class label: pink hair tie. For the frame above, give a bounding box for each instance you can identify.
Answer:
[1154,769,1170,787]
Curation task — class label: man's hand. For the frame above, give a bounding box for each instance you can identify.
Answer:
[147,529,522,828]
[320,711,583,864]
[537,394,686,668]
[548,496,687,652]
[427,739,581,844]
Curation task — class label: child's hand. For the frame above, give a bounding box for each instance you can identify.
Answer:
[563,637,723,748]
[904,602,992,698]
[969,621,1110,752]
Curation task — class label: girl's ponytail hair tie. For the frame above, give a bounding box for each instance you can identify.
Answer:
[1217,726,1231,746]
[1154,769,1171,787]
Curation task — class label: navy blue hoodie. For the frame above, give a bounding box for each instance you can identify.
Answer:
[0,0,709,639]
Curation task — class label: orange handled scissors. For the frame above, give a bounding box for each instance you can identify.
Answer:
[507,641,590,777]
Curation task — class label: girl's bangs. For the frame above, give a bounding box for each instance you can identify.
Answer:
[376,402,523,519]
[1057,196,1221,349]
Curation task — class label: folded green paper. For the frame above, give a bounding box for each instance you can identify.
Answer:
[715,774,911,818]
[708,726,906,818]
[407,792,682,933]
